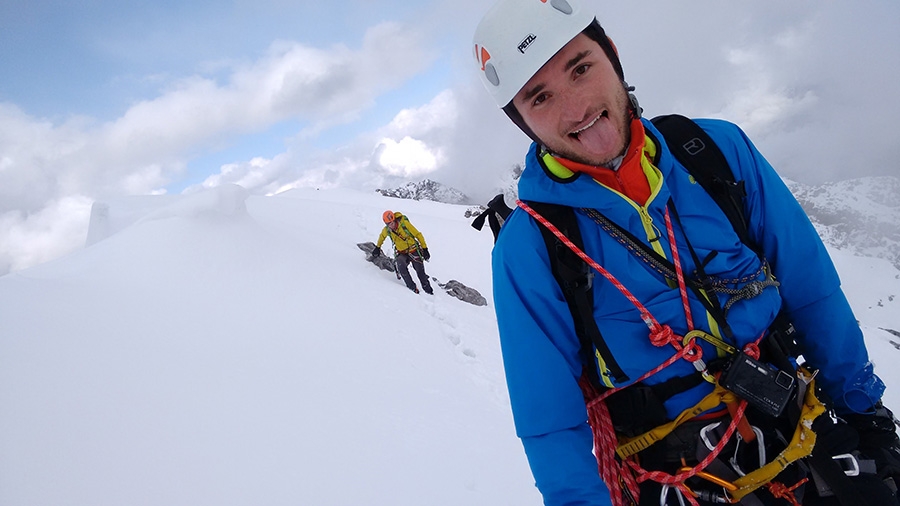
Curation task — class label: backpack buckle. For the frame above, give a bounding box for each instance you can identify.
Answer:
[832,453,860,477]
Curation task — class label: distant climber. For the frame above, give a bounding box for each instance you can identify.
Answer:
[373,210,433,295]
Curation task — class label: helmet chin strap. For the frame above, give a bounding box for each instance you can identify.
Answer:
[625,82,642,119]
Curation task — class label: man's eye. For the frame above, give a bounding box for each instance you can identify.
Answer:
[574,64,590,76]
[533,93,548,106]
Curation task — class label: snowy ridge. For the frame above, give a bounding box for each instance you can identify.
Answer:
[0,184,898,505]
[786,176,900,270]
[0,186,537,506]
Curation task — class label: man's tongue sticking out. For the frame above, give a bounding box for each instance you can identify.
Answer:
[571,111,625,165]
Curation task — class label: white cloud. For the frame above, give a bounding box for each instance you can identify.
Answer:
[3,0,898,276]
[714,47,820,134]
[375,137,441,177]
[384,89,459,135]
[194,89,464,196]
[0,21,435,274]
[0,196,93,274]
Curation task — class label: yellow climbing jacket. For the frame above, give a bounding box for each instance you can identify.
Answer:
[376,212,427,254]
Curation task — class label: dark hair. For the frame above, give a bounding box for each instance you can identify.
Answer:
[502,20,627,143]
[582,20,625,82]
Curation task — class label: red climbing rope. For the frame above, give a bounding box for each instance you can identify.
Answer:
[520,201,752,505]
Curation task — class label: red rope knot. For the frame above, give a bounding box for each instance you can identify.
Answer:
[649,325,677,348]
[682,339,704,363]
[766,477,808,506]
[743,342,761,359]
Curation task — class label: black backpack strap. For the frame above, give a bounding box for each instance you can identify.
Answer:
[807,434,877,506]
[528,201,629,386]
[651,114,755,251]
[472,194,513,243]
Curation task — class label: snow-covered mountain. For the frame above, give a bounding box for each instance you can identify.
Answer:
[376,178,469,205]
[0,184,898,505]
[786,176,900,270]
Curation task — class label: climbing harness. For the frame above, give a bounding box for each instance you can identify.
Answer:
[519,200,822,506]
[384,217,424,260]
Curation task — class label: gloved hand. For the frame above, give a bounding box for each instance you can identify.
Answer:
[422,248,430,261]
[845,403,900,487]
[372,246,381,257]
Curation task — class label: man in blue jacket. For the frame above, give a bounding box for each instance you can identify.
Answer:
[472,0,900,505]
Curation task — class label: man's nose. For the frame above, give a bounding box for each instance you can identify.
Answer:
[558,89,590,125]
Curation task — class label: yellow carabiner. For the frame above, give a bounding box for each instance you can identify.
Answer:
[683,329,738,356]
[682,332,718,384]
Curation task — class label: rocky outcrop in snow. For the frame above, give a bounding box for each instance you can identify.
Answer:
[376,179,468,205]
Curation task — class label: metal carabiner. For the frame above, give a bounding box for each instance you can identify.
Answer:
[660,484,688,506]
[728,425,766,477]
[676,467,739,493]
[684,329,738,356]
[682,336,717,384]
[700,421,723,452]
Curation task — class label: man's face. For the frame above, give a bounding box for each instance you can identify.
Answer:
[513,33,631,167]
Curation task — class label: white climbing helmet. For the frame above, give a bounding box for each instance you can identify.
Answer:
[473,0,597,108]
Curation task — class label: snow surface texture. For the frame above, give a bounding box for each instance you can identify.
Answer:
[1,184,899,505]
[0,186,536,506]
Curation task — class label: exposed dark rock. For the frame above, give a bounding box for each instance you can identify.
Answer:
[376,179,468,205]
[436,279,487,306]
[357,242,397,272]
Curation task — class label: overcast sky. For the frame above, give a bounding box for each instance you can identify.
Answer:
[1,0,898,274]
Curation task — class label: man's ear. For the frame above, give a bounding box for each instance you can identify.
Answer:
[503,102,542,144]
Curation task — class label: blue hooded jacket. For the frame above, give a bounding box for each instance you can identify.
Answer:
[491,117,885,505]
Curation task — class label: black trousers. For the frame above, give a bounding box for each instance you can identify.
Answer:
[396,252,432,293]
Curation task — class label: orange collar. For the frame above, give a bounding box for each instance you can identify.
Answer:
[551,119,652,205]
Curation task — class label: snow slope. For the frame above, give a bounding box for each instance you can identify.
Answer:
[0,185,539,506]
[1,184,899,506]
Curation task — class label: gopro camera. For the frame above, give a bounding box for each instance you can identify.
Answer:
[721,352,796,417]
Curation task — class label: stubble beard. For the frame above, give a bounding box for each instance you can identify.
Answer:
[545,85,632,168]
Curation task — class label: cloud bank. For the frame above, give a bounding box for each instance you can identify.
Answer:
[1,0,898,274]
[0,22,434,273]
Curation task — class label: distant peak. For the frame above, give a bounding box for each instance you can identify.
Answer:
[375,179,469,205]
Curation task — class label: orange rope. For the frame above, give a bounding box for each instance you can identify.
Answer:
[766,477,808,506]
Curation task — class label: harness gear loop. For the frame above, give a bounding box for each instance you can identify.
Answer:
[615,384,735,460]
